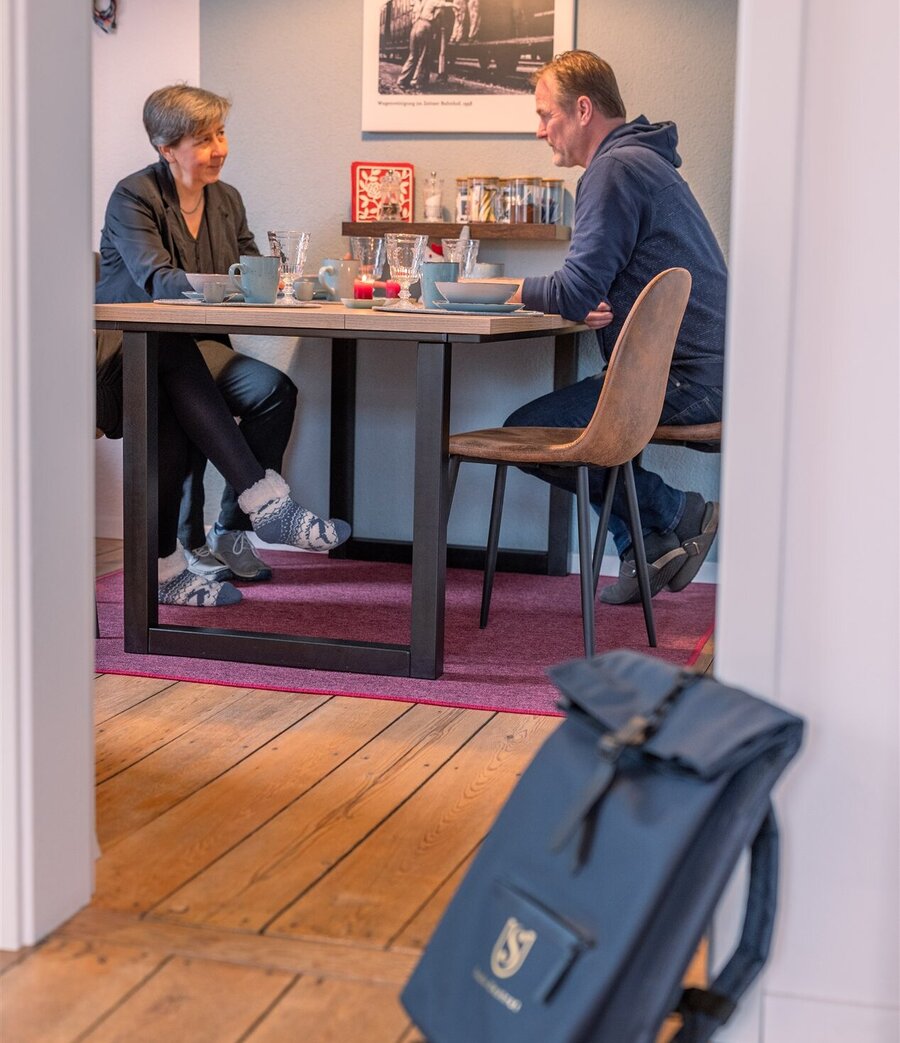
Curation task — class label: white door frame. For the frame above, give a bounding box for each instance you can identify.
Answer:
[0,0,95,948]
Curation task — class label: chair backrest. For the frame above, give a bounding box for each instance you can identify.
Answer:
[554,267,692,467]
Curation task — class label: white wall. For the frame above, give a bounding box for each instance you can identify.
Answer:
[716,0,900,1040]
[1,0,94,947]
[92,1,200,537]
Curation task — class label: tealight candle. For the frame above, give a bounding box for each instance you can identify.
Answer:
[354,279,374,300]
[384,280,401,299]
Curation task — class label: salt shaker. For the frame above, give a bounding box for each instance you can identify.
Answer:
[423,171,443,222]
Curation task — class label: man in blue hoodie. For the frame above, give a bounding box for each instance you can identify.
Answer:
[508,50,725,604]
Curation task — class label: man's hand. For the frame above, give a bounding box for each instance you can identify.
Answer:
[584,301,614,329]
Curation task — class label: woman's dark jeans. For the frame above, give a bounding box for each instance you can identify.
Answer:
[504,372,723,556]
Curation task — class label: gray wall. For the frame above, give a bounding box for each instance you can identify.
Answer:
[200,0,737,560]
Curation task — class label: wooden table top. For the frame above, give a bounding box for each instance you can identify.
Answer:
[94,301,585,339]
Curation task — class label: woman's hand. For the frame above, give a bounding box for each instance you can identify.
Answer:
[584,301,614,329]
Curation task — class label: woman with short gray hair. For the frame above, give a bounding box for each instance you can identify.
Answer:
[96,83,302,588]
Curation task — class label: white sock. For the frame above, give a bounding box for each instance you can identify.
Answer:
[158,542,241,606]
[158,543,189,583]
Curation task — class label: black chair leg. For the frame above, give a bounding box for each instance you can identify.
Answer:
[592,465,619,596]
[480,464,507,628]
[446,455,461,514]
[576,466,596,658]
[622,459,657,647]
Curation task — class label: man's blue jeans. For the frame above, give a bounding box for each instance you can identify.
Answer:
[504,372,723,556]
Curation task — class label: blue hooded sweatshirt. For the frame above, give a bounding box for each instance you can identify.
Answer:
[522,116,727,387]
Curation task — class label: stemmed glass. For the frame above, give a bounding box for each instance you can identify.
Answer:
[268,230,310,305]
[383,233,428,310]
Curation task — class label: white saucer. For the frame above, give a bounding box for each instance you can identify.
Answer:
[341,297,388,309]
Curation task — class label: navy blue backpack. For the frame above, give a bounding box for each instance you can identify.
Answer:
[401,651,804,1043]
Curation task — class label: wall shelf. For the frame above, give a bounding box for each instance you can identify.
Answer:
[341,221,570,241]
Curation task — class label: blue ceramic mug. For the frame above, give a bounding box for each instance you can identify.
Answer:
[228,255,280,304]
[420,261,459,309]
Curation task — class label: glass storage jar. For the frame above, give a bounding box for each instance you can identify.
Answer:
[468,175,500,222]
[509,176,542,223]
[455,177,470,223]
[541,178,564,224]
[495,178,512,223]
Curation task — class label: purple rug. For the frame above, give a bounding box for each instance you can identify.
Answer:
[95,552,715,716]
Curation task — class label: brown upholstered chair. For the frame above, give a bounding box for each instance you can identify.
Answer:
[652,422,722,451]
[447,267,693,658]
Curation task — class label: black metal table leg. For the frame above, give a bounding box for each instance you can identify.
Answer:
[328,338,357,558]
[122,330,158,652]
[410,340,451,679]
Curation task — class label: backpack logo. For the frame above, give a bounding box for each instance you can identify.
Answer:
[490,917,537,979]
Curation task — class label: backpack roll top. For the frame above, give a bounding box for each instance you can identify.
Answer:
[551,651,805,780]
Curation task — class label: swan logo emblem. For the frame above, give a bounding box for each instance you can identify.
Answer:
[490,917,537,979]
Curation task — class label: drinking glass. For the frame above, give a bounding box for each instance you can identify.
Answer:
[383,233,428,310]
[267,230,310,305]
[349,236,386,280]
[441,237,479,278]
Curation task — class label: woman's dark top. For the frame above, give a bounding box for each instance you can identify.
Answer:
[95,158,261,435]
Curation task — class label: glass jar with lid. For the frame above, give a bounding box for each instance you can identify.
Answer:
[541,178,564,224]
[495,178,512,223]
[468,175,500,223]
[455,177,470,223]
[509,176,542,223]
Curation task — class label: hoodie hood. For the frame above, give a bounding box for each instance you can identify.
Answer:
[595,115,682,168]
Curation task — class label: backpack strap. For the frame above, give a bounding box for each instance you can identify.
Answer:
[551,669,695,870]
[672,803,779,1043]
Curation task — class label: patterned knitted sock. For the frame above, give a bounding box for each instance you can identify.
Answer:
[238,470,351,553]
[158,545,241,606]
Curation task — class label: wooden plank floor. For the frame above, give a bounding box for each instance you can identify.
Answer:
[0,540,713,1042]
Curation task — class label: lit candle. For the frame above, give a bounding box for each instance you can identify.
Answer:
[354,278,374,300]
[384,280,401,299]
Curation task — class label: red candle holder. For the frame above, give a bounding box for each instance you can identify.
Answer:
[384,280,401,299]
[354,278,374,300]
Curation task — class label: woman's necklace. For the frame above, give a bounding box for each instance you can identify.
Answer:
[179,193,204,216]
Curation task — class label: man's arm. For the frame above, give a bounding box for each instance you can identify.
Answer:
[522,157,647,320]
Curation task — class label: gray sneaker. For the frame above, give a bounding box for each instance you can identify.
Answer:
[207,528,273,581]
[186,543,234,582]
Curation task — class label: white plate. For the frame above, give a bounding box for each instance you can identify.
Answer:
[340,297,388,309]
[434,302,526,314]
[182,290,243,303]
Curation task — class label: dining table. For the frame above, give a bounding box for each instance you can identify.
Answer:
[94,299,586,680]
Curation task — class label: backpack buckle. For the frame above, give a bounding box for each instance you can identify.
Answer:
[600,714,651,754]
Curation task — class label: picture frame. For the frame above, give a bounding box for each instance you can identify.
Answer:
[362,0,575,133]
[351,161,415,221]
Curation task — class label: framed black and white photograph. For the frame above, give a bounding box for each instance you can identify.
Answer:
[361,0,575,133]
